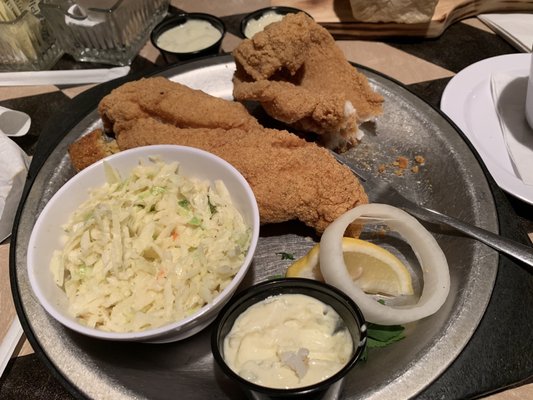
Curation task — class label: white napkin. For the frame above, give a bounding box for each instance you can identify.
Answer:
[490,72,533,185]
[0,133,30,241]
[0,317,22,378]
[479,13,533,53]
[0,66,130,86]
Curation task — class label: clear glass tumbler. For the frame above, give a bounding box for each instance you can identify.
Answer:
[0,0,63,71]
[40,0,169,66]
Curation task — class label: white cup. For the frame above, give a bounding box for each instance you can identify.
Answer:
[0,106,30,137]
[526,51,533,130]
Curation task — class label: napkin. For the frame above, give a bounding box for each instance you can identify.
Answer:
[479,13,533,53]
[0,243,23,378]
[490,72,533,185]
[0,317,22,378]
[0,133,30,241]
[0,66,130,86]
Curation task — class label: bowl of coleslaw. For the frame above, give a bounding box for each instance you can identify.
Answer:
[27,145,260,343]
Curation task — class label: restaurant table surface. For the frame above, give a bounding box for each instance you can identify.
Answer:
[1,1,532,399]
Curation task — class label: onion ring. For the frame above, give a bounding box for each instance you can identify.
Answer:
[319,203,450,325]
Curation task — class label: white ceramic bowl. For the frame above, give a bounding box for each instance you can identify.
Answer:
[27,145,260,343]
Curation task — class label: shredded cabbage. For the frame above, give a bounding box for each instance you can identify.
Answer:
[50,158,252,332]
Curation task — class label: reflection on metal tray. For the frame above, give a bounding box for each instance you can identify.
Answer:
[13,55,498,400]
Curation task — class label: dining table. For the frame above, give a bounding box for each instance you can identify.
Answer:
[1,0,533,399]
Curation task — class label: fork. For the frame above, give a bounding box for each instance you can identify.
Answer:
[332,152,533,270]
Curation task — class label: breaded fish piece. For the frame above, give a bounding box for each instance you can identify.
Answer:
[233,12,384,151]
[68,128,119,171]
[71,120,367,235]
[68,76,368,235]
[98,76,261,135]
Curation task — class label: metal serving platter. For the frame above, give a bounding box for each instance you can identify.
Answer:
[12,55,498,399]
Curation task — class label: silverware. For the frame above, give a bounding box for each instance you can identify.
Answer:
[332,152,533,270]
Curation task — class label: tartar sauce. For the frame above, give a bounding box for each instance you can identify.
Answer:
[243,11,284,38]
[156,19,222,53]
[223,293,353,389]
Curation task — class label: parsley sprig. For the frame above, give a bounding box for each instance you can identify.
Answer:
[276,252,295,260]
[361,323,405,361]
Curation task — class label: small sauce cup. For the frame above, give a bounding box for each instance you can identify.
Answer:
[211,278,367,399]
[240,6,311,39]
[151,13,225,63]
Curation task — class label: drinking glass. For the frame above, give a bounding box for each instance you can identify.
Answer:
[40,0,169,66]
[0,0,63,71]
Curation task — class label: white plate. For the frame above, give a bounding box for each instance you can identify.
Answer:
[441,53,532,205]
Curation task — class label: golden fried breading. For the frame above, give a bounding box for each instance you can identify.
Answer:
[69,76,368,236]
[233,12,384,151]
[68,129,119,171]
[233,79,357,148]
[99,76,260,135]
[103,119,367,235]
[232,14,312,81]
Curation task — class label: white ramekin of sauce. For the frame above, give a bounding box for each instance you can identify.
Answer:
[240,6,311,39]
[151,13,225,63]
[211,278,367,398]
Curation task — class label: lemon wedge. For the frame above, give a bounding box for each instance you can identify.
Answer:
[286,237,414,297]
[286,244,323,280]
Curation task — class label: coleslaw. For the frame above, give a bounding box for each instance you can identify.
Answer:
[50,158,252,332]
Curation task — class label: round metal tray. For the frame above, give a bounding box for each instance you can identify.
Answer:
[12,55,498,399]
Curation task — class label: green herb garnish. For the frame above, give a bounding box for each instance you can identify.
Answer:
[276,252,295,260]
[151,186,166,195]
[137,189,150,199]
[360,323,405,361]
[188,216,201,226]
[178,199,190,209]
[78,264,87,276]
[208,197,217,215]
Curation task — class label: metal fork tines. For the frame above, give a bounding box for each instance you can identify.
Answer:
[331,152,533,270]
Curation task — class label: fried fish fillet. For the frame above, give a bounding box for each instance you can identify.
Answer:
[70,120,367,235]
[116,119,367,234]
[98,76,261,135]
[69,76,368,235]
[68,128,119,171]
[233,12,384,151]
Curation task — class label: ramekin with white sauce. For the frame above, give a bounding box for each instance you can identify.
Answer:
[211,278,367,398]
[151,13,225,63]
[239,6,312,39]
